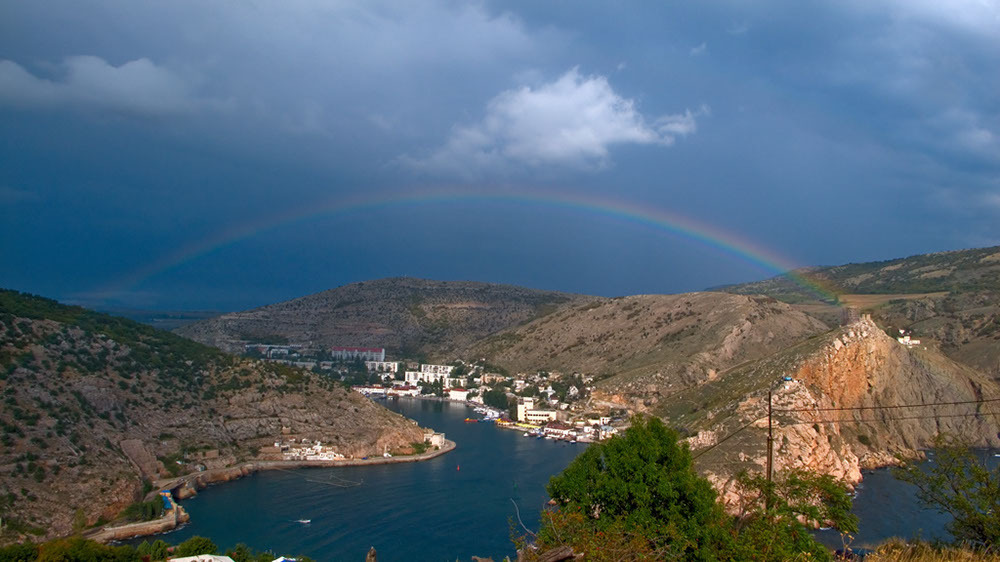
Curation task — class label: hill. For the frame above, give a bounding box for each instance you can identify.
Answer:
[175,277,586,358]
[655,317,1000,503]
[717,246,1000,376]
[719,245,1000,301]
[471,292,829,402]
[0,290,426,543]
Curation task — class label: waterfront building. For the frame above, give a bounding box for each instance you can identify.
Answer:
[331,347,386,361]
[403,369,467,388]
[448,388,470,401]
[543,421,574,439]
[524,409,558,425]
[427,432,447,448]
[388,385,420,397]
[516,397,557,425]
[172,556,236,562]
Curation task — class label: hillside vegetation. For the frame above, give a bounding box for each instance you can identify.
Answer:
[471,292,828,404]
[719,246,1000,377]
[0,290,424,543]
[176,277,586,358]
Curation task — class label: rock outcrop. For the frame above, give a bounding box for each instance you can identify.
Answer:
[668,318,1000,506]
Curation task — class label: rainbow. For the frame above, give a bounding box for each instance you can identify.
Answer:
[96,187,840,303]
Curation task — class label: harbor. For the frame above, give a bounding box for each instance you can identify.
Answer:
[141,397,585,561]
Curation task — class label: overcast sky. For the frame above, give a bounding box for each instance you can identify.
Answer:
[2,1,998,310]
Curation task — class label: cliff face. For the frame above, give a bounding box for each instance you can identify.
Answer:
[0,291,426,543]
[663,319,1000,505]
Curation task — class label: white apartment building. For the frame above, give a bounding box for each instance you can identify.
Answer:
[421,364,454,375]
[516,397,557,425]
[365,361,400,373]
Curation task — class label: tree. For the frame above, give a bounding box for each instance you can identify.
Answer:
[544,416,732,560]
[172,536,217,557]
[893,439,1000,548]
[225,543,254,562]
[0,543,37,562]
[136,540,169,561]
[481,388,509,410]
[729,469,858,561]
[36,537,139,562]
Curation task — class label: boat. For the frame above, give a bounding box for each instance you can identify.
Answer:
[295,519,311,524]
[522,433,530,437]
[464,418,479,423]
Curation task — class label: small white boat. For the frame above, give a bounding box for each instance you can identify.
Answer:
[295,519,311,524]
[522,433,530,437]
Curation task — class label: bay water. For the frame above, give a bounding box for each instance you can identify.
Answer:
[143,395,996,559]
[151,398,583,561]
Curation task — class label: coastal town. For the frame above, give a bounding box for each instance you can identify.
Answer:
[244,344,625,443]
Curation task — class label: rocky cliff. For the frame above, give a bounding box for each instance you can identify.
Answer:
[660,318,1000,505]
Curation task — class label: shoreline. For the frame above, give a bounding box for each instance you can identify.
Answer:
[86,439,456,543]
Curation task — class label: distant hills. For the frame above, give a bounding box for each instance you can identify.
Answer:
[0,290,424,543]
[175,246,1000,383]
[719,245,1000,301]
[170,246,1000,495]
[175,277,586,358]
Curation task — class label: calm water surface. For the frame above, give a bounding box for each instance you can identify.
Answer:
[152,398,583,561]
[815,449,1000,550]
[144,397,997,558]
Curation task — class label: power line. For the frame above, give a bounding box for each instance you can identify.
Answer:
[774,396,1000,413]
[692,410,1000,461]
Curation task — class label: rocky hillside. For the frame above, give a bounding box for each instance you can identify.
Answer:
[0,290,426,544]
[656,318,1000,504]
[175,277,585,358]
[471,292,828,400]
[718,245,1000,378]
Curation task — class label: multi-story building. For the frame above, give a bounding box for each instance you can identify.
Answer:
[515,397,557,425]
[420,364,454,375]
[403,364,466,387]
[330,347,385,362]
[365,361,400,373]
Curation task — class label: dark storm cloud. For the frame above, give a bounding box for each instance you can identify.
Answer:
[1,0,998,309]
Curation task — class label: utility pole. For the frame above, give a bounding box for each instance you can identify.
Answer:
[766,389,773,511]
